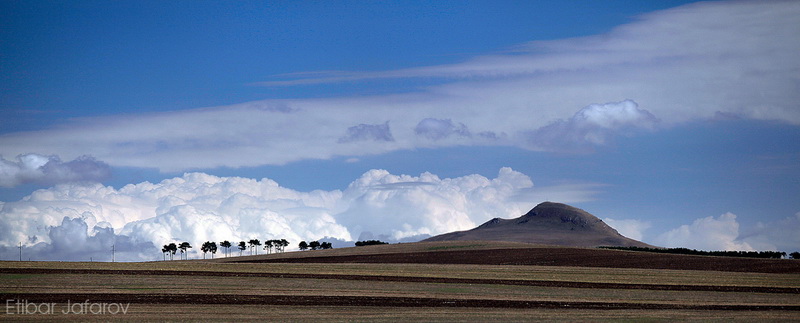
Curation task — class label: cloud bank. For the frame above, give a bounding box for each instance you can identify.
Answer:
[3,167,797,261]
[1,168,578,261]
[0,1,798,172]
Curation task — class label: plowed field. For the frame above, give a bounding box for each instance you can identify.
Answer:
[2,241,799,321]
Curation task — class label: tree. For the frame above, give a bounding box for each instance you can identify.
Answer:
[168,243,177,260]
[210,241,218,259]
[238,241,247,256]
[320,242,333,249]
[161,245,168,261]
[163,243,177,260]
[790,251,800,259]
[266,239,289,253]
[355,240,389,246]
[220,241,232,257]
[280,239,289,252]
[264,240,274,254]
[309,241,321,250]
[248,239,261,255]
[179,242,192,260]
[201,241,212,259]
[298,241,308,251]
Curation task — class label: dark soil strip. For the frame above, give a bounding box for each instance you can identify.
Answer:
[232,248,800,274]
[3,293,799,311]
[2,268,797,294]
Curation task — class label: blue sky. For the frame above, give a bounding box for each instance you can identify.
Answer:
[1,0,799,260]
[2,1,693,129]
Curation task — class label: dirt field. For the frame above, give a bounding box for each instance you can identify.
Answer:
[2,241,799,321]
[230,246,800,273]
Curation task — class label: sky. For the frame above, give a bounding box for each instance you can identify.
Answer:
[1,0,799,261]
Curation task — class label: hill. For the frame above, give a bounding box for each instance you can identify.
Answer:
[423,202,654,248]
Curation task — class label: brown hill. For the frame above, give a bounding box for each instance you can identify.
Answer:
[423,202,654,248]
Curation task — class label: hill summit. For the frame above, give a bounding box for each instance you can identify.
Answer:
[424,202,654,248]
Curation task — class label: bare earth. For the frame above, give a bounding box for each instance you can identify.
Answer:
[230,246,800,273]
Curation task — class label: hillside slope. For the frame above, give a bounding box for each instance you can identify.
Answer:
[424,202,654,248]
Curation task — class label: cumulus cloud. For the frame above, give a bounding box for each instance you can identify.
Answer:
[737,212,800,252]
[336,167,536,240]
[0,215,154,262]
[2,168,601,261]
[338,122,394,143]
[0,1,797,171]
[654,211,800,252]
[655,213,755,251]
[0,154,111,188]
[3,165,794,260]
[525,100,658,151]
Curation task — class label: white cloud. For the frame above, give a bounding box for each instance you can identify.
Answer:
[2,168,599,261]
[336,167,537,240]
[655,212,755,251]
[654,211,800,252]
[1,1,797,172]
[3,166,795,261]
[262,1,800,124]
[525,100,658,151]
[0,154,110,188]
[737,212,800,252]
[603,217,651,242]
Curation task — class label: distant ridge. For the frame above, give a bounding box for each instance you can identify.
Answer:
[424,202,655,248]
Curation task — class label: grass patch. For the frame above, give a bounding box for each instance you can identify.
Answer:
[427,244,485,251]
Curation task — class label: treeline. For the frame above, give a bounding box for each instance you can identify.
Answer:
[298,240,332,250]
[355,240,389,246]
[161,238,292,260]
[599,246,793,259]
